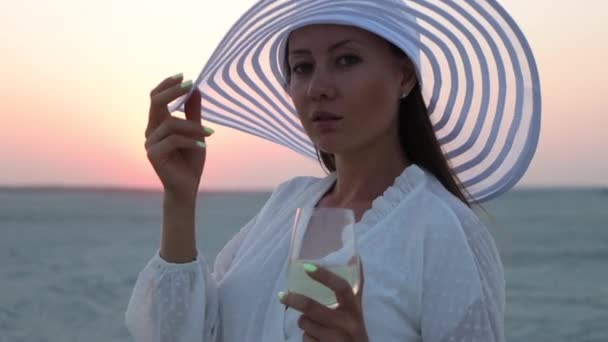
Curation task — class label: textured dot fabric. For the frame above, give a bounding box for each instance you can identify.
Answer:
[168,0,541,203]
[125,164,505,341]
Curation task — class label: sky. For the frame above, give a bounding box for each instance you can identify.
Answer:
[1,0,606,191]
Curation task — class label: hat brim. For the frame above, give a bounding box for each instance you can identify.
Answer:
[170,0,541,203]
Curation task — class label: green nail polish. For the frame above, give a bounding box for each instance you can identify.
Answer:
[195,141,207,148]
[278,291,286,301]
[203,127,215,135]
[171,72,183,79]
[302,263,317,273]
[180,80,193,89]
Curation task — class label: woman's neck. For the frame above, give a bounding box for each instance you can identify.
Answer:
[324,141,409,207]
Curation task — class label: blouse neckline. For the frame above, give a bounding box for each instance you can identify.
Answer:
[315,164,428,227]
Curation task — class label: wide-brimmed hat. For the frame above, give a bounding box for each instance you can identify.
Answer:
[169,0,541,202]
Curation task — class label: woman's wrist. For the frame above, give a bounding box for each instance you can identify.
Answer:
[163,186,199,205]
[160,192,198,263]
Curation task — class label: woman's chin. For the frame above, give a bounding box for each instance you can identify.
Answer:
[314,138,341,154]
[316,143,344,155]
[313,133,360,155]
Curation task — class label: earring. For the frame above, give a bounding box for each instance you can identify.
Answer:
[400,92,407,100]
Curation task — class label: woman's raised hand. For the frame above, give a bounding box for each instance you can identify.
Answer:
[145,74,214,200]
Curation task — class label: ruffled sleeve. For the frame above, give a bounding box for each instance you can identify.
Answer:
[420,201,506,342]
[124,176,310,342]
[124,214,258,342]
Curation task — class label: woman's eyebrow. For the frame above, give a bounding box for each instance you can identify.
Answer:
[289,39,358,56]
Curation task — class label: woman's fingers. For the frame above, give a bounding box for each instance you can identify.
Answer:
[300,316,348,341]
[146,134,206,160]
[301,264,359,312]
[146,116,214,147]
[280,292,353,331]
[151,80,193,109]
[184,87,201,123]
[145,116,214,147]
[147,75,194,132]
[149,73,183,97]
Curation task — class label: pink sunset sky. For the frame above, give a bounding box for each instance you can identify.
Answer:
[1,0,606,191]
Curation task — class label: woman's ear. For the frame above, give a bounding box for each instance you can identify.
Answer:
[401,74,417,98]
[399,61,417,98]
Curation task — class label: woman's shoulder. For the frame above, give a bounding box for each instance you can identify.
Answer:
[428,178,482,227]
[414,171,503,272]
[402,167,490,241]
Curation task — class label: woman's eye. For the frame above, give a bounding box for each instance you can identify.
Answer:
[292,63,312,74]
[291,55,360,75]
[337,55,360,66]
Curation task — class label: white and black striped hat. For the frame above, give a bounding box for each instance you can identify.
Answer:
[170,0,542,202]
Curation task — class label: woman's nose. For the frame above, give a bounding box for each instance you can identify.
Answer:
[306,70,337,101]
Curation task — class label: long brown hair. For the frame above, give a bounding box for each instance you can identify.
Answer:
[283,39,472,207]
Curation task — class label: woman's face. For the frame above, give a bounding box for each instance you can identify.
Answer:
[287,24,414,156]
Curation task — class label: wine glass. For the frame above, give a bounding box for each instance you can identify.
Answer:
[287,207,360,308]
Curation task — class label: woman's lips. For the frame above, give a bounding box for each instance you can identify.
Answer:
[312,110,343,122]
[313,118,342,131]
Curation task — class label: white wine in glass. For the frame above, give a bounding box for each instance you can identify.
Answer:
[287,207,360,308]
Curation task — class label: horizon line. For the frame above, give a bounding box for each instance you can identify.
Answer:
[1,183,606,193]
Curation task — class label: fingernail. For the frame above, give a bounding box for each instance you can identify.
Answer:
[195,141,207,148]
[302,263,317,273]
[180,80,193,89]
[278,291,286,301]
[171,72,183,79]
[203,127,215,135]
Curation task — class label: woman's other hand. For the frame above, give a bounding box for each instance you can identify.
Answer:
[279,260,370,342]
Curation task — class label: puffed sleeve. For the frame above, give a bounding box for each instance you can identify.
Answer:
[420,207,506,342]
[124,214,258,342]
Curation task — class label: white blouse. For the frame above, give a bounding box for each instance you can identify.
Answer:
[125,164,505,341]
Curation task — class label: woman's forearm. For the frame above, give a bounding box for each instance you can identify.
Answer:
[159,193,198,263]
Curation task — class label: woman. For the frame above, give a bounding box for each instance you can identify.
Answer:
[126,1,540,341]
